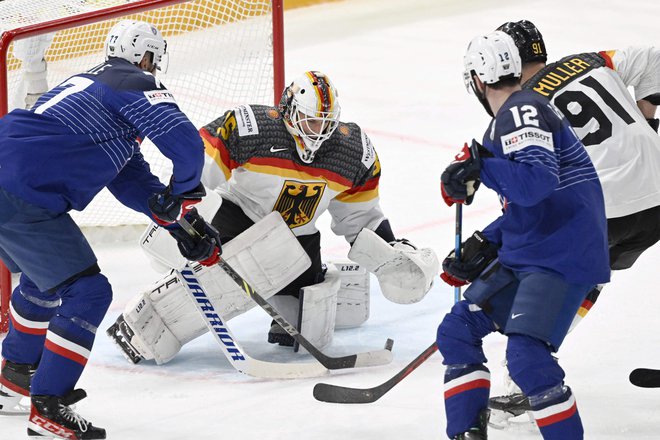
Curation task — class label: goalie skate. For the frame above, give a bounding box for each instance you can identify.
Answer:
[488,392,537,431]
[106,315,144,365]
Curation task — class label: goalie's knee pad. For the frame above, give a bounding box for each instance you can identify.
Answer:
[332,260,370,328]
[269,263,341,351]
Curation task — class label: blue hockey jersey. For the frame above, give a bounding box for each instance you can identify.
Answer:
[479,90,610,285]
[0,58,204,217]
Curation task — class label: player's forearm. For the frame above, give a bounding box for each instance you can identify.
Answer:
[481,158,558,207]
[637,98,657,119]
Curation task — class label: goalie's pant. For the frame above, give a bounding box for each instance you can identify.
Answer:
[0,188,112,397]
[212,198,324,297]
[437,269,591,440]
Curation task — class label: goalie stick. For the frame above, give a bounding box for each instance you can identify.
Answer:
[313,342,437,404]
[178,217,394,370]
[176,264,329,379]
[629,368,660,388]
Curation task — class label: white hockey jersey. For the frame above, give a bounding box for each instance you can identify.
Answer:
[523,48,660,218]
[199,104,386,242]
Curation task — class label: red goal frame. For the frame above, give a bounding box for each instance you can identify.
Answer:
[0,0,285,333]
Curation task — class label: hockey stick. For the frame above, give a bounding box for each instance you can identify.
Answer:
[313,342,438,403]
[178,217,394,370]
[312,203,465,402]
[629,368,660,388]
[454,203,463,303]
[176,264,329,379]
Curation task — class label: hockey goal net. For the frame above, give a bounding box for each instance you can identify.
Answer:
[0,0,285,332]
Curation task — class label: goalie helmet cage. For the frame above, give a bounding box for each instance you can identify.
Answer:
[0,0,285,333]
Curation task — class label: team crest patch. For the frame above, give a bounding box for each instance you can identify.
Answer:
[273,180,326,228]
[338,124,350,136]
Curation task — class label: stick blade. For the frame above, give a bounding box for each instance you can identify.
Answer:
[630,368,660,388]
[312,382,382,404]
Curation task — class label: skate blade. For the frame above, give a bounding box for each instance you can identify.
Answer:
[0,401,30,415]
[488,409,537,432]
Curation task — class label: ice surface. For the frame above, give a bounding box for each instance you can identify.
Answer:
[3,0,660,438]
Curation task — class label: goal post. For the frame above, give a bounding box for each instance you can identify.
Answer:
[0,0,285,333]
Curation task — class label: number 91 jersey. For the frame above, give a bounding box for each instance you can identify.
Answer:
[523,49,660,219]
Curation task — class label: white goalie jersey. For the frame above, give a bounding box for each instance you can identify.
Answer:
[200,104,387,242]
[523,47,660,219]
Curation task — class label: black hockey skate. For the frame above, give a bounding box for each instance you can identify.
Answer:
[0,359,37,415]
[453,409,489,439]
[28,389,106,439]
[489,392,531,416]
[488,392,536,431]
[106,315,144,364]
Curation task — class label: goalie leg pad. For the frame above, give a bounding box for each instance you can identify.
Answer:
[119,286,185,365]
[331,260,370,328]
[116,212,311,364]
[297,263,341,352]
[348,229,439,304]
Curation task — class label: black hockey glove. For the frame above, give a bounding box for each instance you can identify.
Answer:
[440,230,498,287]
[647,118,659,133]
[441,140,487,207]
[149,181,206,226]
[168,208,222,266]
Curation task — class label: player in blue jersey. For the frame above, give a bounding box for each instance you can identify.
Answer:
[0,20,221,439]
[436,31,610,439]
[487,21,660,426]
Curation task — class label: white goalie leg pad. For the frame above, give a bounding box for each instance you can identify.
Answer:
[124,212,311,363]
[348,229,439,304]
[121,281,185,365]
[299,263,341,351]
[140,188,223,272]
[330,260,370,329]
[269,264,340,353]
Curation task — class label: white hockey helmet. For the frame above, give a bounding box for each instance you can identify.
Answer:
[280,71,341,163]
[105,20,168,73]
[463,30,521,98]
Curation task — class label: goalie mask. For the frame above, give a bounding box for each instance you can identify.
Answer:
[463,30,521,117]
[280,71,341,163]
[105,20,169,73]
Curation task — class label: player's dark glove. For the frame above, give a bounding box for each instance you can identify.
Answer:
[647,118,659,133]
[440,230,498,287]
[148,181,206,226]
[441,140,486,207]
[168,208,222,266]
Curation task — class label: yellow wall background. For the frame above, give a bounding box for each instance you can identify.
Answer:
[6,0,343,69]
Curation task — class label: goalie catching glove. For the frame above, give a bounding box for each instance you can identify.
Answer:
[348,228,439,304]
[440,230,498,287]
